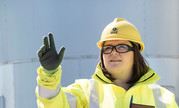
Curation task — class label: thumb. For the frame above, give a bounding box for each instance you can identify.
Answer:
[58,46,65,61]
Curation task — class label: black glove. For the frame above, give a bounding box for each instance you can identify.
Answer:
[37,33,65,70]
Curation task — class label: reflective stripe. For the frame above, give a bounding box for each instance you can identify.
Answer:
[38,84,60,98]
[64,91,77,108]
[38,83,77,107]
[149,84,167,108]
[89,79,100,108]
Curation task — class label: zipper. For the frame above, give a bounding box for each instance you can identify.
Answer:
[129,95,133,108]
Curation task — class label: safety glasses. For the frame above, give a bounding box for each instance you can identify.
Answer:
[102,44,134,54]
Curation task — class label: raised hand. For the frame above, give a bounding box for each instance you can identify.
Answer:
[37,33,65,70]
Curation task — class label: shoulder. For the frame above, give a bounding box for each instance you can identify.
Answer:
[72,79,91,91]
[148,83,175,95]
[148,83,177,105]
[62,79,90,97]
[75,79,90,83]
[73,79,100,91]
[75,79,90,86]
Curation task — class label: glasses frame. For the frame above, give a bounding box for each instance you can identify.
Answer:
[102,44,134,54]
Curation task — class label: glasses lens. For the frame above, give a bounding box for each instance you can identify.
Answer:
[116,45,129,53]
[102,46,113,54]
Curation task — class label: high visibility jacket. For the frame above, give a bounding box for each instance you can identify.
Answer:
[36,63,178,108]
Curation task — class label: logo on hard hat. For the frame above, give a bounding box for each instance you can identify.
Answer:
[111,27,118,34]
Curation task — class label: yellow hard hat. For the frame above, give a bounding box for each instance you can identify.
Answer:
[97,18,144,52]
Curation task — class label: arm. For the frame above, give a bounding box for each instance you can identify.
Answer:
[35,66,89,108]
[35,66,71,108]
[36,33,88,108]
[36,33,69,107]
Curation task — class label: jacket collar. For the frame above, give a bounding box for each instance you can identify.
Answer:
[92,62,160,85]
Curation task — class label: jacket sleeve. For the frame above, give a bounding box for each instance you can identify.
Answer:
[160,87,179,108]
[35,66,89,108]
[169,94,179,108]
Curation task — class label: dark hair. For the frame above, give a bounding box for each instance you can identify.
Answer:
[100,41,149,84]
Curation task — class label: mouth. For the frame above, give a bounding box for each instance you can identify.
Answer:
[110,59,122,62]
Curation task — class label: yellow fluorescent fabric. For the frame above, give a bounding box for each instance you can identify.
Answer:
[36,63,178,108]
[37,66,62,89]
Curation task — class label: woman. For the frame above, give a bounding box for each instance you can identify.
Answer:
[36,18,178,108]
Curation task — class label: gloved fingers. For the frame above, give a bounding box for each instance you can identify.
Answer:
[37,49,43,58]
[38,45,47,60]
[43,36,50,51]
[37,45,45,58]
[41,45,46,54]
[58,46,65,61]
[48,32,56,49]
[40,49,53,59]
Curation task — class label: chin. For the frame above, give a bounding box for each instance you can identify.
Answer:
[107,66,121,72]
[109,63,121,69]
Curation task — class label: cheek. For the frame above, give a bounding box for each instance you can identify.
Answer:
[122,52,134,65]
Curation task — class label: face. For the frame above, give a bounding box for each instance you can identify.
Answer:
[102,40,134,81]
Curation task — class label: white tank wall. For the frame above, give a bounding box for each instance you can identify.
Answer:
[144,0,179,103]
[0,0,179,107]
